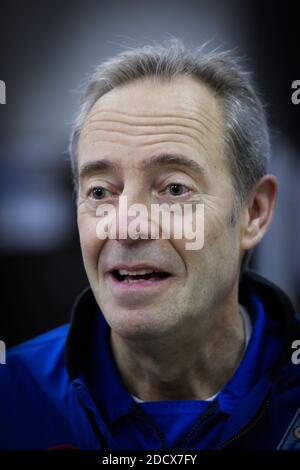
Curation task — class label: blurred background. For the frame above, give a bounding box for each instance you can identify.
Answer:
[0,0,299,346]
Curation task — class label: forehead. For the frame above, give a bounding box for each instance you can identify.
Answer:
[89,74,220,114]
[78,75,226,172]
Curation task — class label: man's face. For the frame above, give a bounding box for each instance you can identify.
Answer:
[77,76,242,339]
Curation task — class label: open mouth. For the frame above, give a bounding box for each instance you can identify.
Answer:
[111,269,171,283]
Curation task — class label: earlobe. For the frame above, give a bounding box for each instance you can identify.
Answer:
[241,219,260,250]
[240,174,277,251]
[240,213,258,251]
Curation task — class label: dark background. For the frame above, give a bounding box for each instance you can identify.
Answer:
[0,0,299,347]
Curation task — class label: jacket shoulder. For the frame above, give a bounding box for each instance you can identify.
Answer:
[2,324,67,370]
[0,323,70,385]
[0,324,74,449]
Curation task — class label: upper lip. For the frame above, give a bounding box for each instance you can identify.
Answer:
[106,263,171,274]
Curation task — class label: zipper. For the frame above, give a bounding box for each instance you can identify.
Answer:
[78,396,112,450]
[219,397,271,449]
[132,400,218,451]
[132,403,168,451]
[174,400,218,450]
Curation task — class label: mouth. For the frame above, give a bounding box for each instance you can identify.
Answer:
[111,268,171,283]
[106,264,175,291]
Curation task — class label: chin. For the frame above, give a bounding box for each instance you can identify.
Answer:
[106,310,170,341]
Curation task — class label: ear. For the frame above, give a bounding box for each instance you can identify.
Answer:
[240,174,278,251]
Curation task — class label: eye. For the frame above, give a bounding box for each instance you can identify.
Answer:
[88,187,113,200]
[165,183,190,196]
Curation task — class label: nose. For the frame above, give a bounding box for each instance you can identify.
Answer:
[96,183,157,244]
[114,191,155,244]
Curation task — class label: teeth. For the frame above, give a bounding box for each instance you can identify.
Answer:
[124,277,145,283]
[118,269,155,275]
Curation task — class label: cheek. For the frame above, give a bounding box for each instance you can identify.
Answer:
[77,212,104,272]
[172,213,238,279]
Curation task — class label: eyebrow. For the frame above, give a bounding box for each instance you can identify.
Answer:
[139,154,205,175]
[78,153,205,181]
[79,159,121,180]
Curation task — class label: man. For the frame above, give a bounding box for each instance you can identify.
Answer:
[0,39,299,451]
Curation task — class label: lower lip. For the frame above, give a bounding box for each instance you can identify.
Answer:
[106,273,176,291]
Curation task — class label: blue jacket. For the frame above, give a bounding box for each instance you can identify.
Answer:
[0,270,299,450]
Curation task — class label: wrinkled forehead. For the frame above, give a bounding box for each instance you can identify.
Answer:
[78,75,227,172]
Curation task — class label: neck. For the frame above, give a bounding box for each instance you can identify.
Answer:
[110,289,245,401]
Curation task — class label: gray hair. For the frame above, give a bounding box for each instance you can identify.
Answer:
[69,38,270,218]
